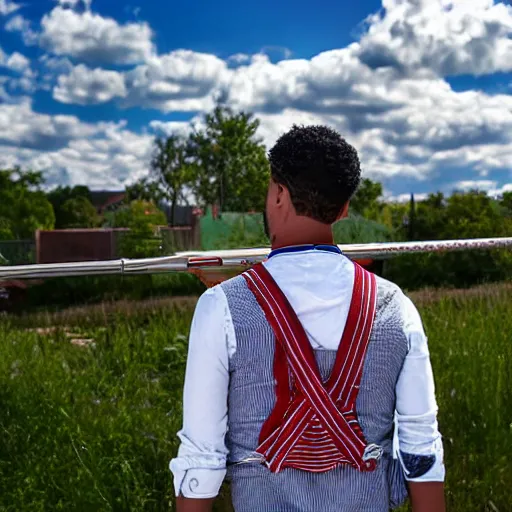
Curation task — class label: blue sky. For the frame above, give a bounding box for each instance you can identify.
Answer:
[0,0,511,200]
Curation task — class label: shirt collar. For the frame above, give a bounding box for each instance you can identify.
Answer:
[268,244,342,259]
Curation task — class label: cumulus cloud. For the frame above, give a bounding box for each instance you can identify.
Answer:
[52,50,228,111]
[0,48,36,93]
[149,120,197,139]
[227,53,251,66]
[5,15,40,46]
[453,180,497,191]
[489,183,512,197]
[5,52,30,73]
[3,0,512,193]
[357,0,512,76]
[0,0,20,16]
[0,98,101,150]
[220,49,512,182]
[0,99,153,188]
[385,192,429,203]
[122,50,229,112]
[40,6,154,65]
[55,0,92,10]
[53,64,127,104]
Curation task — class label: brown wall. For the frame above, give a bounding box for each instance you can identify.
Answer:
[36,223,201,264]
[36,229,118,264]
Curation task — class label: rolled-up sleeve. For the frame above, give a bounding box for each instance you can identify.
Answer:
[393,293,446,482]
[169,285,232,498]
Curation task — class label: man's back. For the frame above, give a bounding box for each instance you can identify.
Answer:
[222,249,408,511]
[171,248,443,511]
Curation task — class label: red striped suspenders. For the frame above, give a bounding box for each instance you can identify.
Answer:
[242,262,378,473]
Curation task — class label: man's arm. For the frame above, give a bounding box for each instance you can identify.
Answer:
[408,482,445,512]
[176,496,215,512]
[169,286,232,510]
[395,293,446,512]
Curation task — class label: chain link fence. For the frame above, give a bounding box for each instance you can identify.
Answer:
[0,240,36,265]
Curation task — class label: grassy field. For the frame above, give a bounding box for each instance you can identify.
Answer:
[0,283,511,511]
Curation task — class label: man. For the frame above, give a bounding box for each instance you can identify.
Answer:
[170,125,445,512]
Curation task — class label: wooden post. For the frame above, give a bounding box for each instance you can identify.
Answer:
[35,229,41,264]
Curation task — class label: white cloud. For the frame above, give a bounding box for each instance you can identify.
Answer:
[40,6,154,65]
[489,183,512,197]
[149,120,198,139]
[357,0,512,76]
[0,98,101,150]
[3,0,512,194]
[227,53,251,65]
[5,52,30,73]
[122,50,228,112]
[0,0,20,16]
[0,48,36,92]
[221,50,512,182]
[53,64,127,104]
[385,192,429,203]
[0,99,153,188]
[56,0,92,10]
[52,50,228,111]
[5,15,39,46]
[452,180,497,191]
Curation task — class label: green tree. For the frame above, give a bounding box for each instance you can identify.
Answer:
[125,178,162,204]
[385,190,512,289]
[126,136,194,226]
[109,200,167,258]
[60,196,100,229]
[413,192,447,240]
[443,191,499,238]
[47,185,93,229]
[350,178,383,219]
[188,105,270,213]
[0,168,55,240]
[501,191,512,215]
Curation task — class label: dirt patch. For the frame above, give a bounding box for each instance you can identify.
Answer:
[26,326,95,346]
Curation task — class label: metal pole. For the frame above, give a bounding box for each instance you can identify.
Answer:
[1,237,511,281]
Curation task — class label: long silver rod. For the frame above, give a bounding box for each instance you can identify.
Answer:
[1,237,511,281]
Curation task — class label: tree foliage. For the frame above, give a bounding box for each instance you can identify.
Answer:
[108,200,167,258]
[350,178,383,219]
[129,105,270,222]
[0,168,55,240]
[47,185,95,229]
[127,136,194,226]
[60,196,101,229]
[501,191,512,215]
[188,105,270,212]
[385,190,512,289]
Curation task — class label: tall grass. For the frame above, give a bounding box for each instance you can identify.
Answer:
[0,285,510,511]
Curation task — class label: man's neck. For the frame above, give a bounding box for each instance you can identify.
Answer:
[271,230,335,251]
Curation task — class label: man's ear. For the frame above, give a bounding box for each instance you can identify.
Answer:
[276,183,289,208]
[335,202,350,221]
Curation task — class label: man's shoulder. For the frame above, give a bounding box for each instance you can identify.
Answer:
[372,273,423,329]
[374,273,405,303]
[218,272,249,295]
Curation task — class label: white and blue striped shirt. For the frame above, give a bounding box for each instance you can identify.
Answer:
[170,249,445,498]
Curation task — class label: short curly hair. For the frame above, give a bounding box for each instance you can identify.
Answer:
[268,125,361,224]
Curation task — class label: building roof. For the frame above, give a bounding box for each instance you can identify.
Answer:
[89,191,126,212]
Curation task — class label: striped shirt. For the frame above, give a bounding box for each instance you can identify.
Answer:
[170,248,445,499]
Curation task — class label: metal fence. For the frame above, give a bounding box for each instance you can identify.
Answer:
[0,239,36,265]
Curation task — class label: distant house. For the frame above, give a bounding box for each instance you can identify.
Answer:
[89,192,199,227]
[159,203,197,227]
[89,191,126,214]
